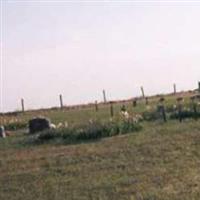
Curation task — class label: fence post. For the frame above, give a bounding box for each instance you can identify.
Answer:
[103,90,107,103]
[140,86,145,98]
[21,98,25,112]
[173,83,176,95]
[59,94,63,109]
[110,102,114,117]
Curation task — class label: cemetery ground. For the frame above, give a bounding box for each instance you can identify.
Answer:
[0,92,200,200]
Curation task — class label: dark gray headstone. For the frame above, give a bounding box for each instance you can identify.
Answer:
[29,117,50,134]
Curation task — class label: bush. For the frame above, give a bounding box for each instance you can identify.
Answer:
[165,105,175,113]
[119,121,142,134]
[142,111,161,121]
[4,122,27,131]
[37,130,58,141]
[60,128,76,141]
[170,110,200,120]
[35,120,142,144]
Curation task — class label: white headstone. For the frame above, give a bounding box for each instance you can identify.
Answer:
[0,126,6,138]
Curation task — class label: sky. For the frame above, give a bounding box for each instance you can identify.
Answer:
[1,0,200,112]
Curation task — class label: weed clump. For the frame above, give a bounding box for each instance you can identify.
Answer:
[142,110,161,121]
[37,130,57,141]
[4,122,27,131]
[35,120,142,144]
[170,110,200,120]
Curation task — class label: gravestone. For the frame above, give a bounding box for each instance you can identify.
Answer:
[133,99,137,107]
[190,96,198,120]
[157,105,167,122]
[145,97,149,105]
[95,100,98,112]
[29,117,50,134]
[0,126,6,138]
[176,97,183,122]
[121,104,126,112]
[159,97,165,103]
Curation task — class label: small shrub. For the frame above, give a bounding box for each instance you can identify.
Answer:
[37,130,58,141]
[119,120,142,134]
[170,110,200,120]
[142,110,160,121]
[4,122,27,131]
[106,122,120,137]
[61,128,76,141]
[35,120,142,144]
[165,105,175,113]
[75,122,110,140]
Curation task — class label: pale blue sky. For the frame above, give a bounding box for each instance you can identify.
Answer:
[1,0,200,112]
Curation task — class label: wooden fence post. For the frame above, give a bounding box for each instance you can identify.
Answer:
[59,94,63,109]
[103,90,107,103]
[140,86,145,98]
[173,83,176,95]
[95,100,98,112]
[21,98,25,112]
[110,102,114,117]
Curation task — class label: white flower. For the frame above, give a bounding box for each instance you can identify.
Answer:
[57,122,63,128]
[50,123,56,129]
[121,111,130,119]
[64,121,68,128]
[146,105,151,110]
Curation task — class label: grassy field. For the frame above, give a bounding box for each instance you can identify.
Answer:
[0,91,195,127]
[0,120,200,200]
[0,92,200,200]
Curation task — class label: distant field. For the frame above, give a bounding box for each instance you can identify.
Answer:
[0,91,200,200]
[0,91,195,127]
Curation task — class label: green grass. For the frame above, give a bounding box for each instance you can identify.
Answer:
[1,92,200,199]
[0,120,200,200]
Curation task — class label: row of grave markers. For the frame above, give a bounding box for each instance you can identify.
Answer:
[103,95,200,122]
[18,82,200,113]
